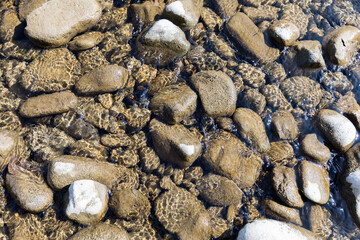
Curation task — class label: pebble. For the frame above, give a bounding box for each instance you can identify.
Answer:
[65,179,108,225]
[163,0,201,30]
[130,1,164,27]
[306,204,332,239]
[69,223,130,240]
[299,160,330,204]
[324,25,360,67]
[265,141,295,166]
[196,173,243,206]
[237,219,317,240]
[6,171,53,213]
[263,199,302,225]
[226,12,279,64]
[271,110,299,140]
[19,91,78,118]
[233,108,270,152]
[268,19,300,47]
[0,9,21,43]
[314,109,356,152]
[75,64,128,95]
[68,31,104,51]
[0,130,18,173]
[25,0,102,47]
[18,0,48,21]
[292,40,325,68]
[150,83,197,124]
[212,0,238,18]
[190,70,237,117]
[149,118,202,169]
[336,92,360,130]
[300,134,331,164]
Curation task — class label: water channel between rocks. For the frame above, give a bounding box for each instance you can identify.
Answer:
[2,0,360,239]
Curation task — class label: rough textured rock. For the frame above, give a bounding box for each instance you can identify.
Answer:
[0,9,22,43]
[307,204,332,240]
[226,12,279,64]
[300,134,331,164]
[163,0,202,30]
[264,141,295,167]
[6,171,53,213]
[272,166,304,208]
[75,65,128,95]
[271,110,299,140]
[150,83,197,124]
[25,0,102,47]
[280,3,308,37]
[211,0,238,19]
[237,63,266,88]
[324,25,360,67]
[196,173,243,206]
[69,223,130,240]
[336,92,360,130]
[237,219,317,240]
[130,1,163,27]
[136,19,190,66]
[268,19,300,47]
[263,199,302,225]
[0,130,20,172]
[21,48,79,93]
[190,71,237,117]
[299,160,330,205]
[202,131,262,188]
[155,187,211,240]
[240,89,266,115]
[65,180,108,225]
[19,91,78,118]
[322,71,353,94]
[233,108,270,152]
[68,31,104,51]
[314,109,356,152]
[149,119,201,168]
[109,188,150,219]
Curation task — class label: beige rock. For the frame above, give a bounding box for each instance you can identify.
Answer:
[268,19,300,47]
[0,10,22,42]
[69,223,130,240]
[25,0,102,47]
[212,0,238,18]
[263,199,302,225]
[306,204,332,239]
[68,31,104,51]
[0,130,19,173]
[19,0,49,21]
[265,141,295,166]
[271,110,299,140]
[19,91,78,118]
[300,134,331,164]
[292,40,325,68]
[336,92,360,130]
[163,0,202,30]
[130,1,164,27]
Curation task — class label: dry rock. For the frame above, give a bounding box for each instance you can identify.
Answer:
[163,0,202,30]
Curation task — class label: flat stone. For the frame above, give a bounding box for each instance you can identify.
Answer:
[69,223,130,240]
[68,31,104,51]
[18,0,49,21]
[292,40,325,68]
[65,179,108,225]
[149,119,202,168]
[0,130,18,173]
[324,25,360,67]
[271,110,299,140]
[19,91,78,118]
[163,0,202,30]
[25,0,102,47]
[75,65,128,95]
[299,160,330,205]
[226,12,279,64]
[6,171,53,213]
[212,0,238,18]
[233,108,270,152]
[190,71,237,117]
[263,199,302,225]
[268,19,300,47]
[150,83,197,124]
[300,134,331,164]
[314,109,356,152]
[237,219,317,240]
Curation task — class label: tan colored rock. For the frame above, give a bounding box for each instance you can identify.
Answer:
[271,110,299,140]
[130,1,164,27]
[0,130,19,173]
[75,65,128,95]
[69,223,130,240]
[233,108,270,152]
[0,10,22,42]
[163,0,202,30]
[336,92,360,130]
[307,204,332,239]
[300,134,331,164]
[268,19,300,47]
[68,31,104,51]
[19,91,78,118]
[25,0,102,47]
[226,12,279,64]
[265,141,295,166]
[212,0,238,18]
[263,199,302,225]
[292,40,325,69]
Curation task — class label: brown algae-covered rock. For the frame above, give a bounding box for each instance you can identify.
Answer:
[68,31,104,51]
[262,199,302,225]
[300,134,331,164]
[69,223,130,240]
[271,110,299,140]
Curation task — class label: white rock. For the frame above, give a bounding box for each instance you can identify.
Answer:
[0,130,16,157]
[66,179,108,225]
[237,219,317,240]
[304,181,321,203]
[346,169,360,221]
[179,143,196,156]
[164,0,199,30]
[53,162,75,176]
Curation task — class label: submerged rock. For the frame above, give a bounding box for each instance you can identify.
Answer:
[268,19,300,47]
[271,110,299,140]
[262,199,302,225]
[300,134,331,164]
[163,0,202,30]
[69,223,130,240]
[68,31,104,51]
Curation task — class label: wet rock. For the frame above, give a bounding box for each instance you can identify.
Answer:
[299,160,330,204]
[69,139,108,161]
[139,147,161,173]
[196,173,243,206]
[226,12,279,64]
[324,25,360,67]
[0,9,22,43]
[190,71,236,117]
[68,31,104,51]
[321,71,353,94]
[0,111,22,132]
[0,130,19,172]
[150,83,197,124]
[202,131,262,188]
[233,108,270,152]
[163,0,202,30]
[262,199,302,225]
[19,91,78,118]
[208,206,231,239]
[314,109,356,152]
[211,0,238,19]
[110,148,139,167]
[336,92,360,130]
[21,48,79,93]
[69,223,130,240]
[75,65,128,95]
[280,3,308,37]
[292,40,325,68]
[237,219,317,240]
[18,0,48,21]
[300,134,331,164]
[242,5,279,24]
[124,106,151,131]
[307,204,332,239]
[65,179,108,225]
[240,89,266,115]
[149,119,201,169]
[200,7,223,31]
[155,187,211,240]
[6,171,53,213]
[268,19,300,47]
[272,166,304,208]
[25,0,102,47]
[78,47,109,74]
[47,155,126,190]
[136,19,190,66]
[109,188,150,219]
[237,63,266,88]
[100,132,132,148]
[265,141,295,166]
[271,110,299,140]
[207,32,236,60]
[130,1,163,27]
[261,84,293,111]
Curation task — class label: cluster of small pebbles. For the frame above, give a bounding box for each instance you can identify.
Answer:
[1,0,360,239]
